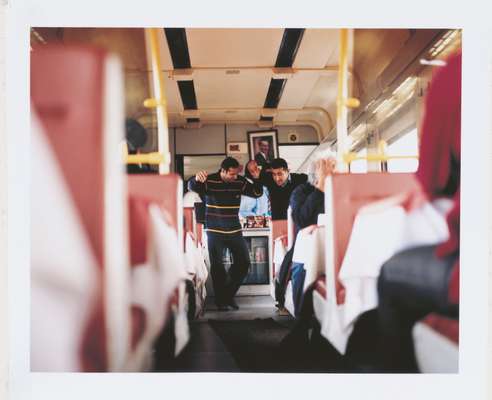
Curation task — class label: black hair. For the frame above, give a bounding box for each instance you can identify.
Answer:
[270,158,288,170]
[244,159,255,180]
[125,118,148,153]
[220,156,240,171]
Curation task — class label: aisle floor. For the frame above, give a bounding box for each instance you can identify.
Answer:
[154,296,349,373]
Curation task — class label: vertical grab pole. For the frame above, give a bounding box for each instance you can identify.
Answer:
[336,29,350,172]
[146,28,170,174]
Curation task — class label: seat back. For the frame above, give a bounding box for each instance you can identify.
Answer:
[127,174,183,245]
[324,173,419,304]
[286,207,296,250]
[271,219,288,243]
[126,193,187,369]
[31,110,100,372]
[128,195,153,267]
[183,207,194,232]
[271,219,288,278]
[31,45,129,371]
[413,315,459,373]
[183,206,195,248]
[196,222,204,244]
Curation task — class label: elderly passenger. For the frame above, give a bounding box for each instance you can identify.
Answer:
[275,150,337,313]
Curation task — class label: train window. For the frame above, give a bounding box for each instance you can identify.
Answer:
[279,144,317,172]
[387,128,419,173]
[350,148,368,173]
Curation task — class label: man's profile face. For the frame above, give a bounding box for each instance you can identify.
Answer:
[271,167,289,186]
[259,140,270,155]
[221,167,239,182]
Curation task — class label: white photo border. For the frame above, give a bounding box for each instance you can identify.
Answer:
[4,2,492,400]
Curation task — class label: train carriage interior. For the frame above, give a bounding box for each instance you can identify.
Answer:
[30,27,462,373]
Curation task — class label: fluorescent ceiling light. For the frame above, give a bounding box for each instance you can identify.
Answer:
[420,59,447,66]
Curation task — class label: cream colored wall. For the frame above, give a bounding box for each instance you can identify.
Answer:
[175,125,226,155]
[174,123,318,156]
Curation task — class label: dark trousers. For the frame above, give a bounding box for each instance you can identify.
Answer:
[279,285,315,351]
[274,246,306,317]
[377,245,458,372]
[275,247,294,307]
[207,233,251,305]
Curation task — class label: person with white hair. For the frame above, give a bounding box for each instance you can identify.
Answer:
[306,149,337,182]
[292,149,336,232]
[275,149,337,313]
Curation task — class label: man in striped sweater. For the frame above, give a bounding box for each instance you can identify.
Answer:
[188,157,263,311]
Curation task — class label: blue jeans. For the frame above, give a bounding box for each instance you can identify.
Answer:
[291,262,306,317]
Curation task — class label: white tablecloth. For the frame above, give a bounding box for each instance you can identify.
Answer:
[148,205,189,355]
[184,232,209,317]
[31,117,98,371]
[320,199,451,354]
[292,226,326,292]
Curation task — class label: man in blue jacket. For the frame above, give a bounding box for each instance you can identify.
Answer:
[188,157,262,311]
[275,153,336,314]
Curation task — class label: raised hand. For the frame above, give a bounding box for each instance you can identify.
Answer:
[196,170,208,183]
[247,161,261,179]
[315,158,336,192]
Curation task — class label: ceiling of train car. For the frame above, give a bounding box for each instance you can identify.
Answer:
[32,27,450,141]
[353,29,412,96]
[157,28,345,137]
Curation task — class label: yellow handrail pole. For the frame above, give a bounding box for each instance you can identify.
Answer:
[125,153,166,165]
[344,153,419,164]
[146,28,170,174]
[344,140,418,165]
[336,29,350,172]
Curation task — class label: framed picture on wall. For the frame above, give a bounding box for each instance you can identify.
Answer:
[247,129,279,168]
[226,142,248,154]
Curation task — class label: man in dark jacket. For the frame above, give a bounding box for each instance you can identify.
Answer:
[251,158,308,220]
[188,157,262,311]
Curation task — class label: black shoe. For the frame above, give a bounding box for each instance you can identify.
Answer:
[226,298,239,310]
[215,303,230,311]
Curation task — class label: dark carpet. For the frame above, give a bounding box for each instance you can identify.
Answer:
[208,317,348,373]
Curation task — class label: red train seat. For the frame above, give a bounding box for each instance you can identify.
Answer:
[271,219,287,279]
[127,174,183,239]
[413,315,459,372]
[126,174,190,362]
[31,45,129,371]
[316,172,458,371]
[325,173,419,305]
[317,173,417,352]
[183,206,195,248]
